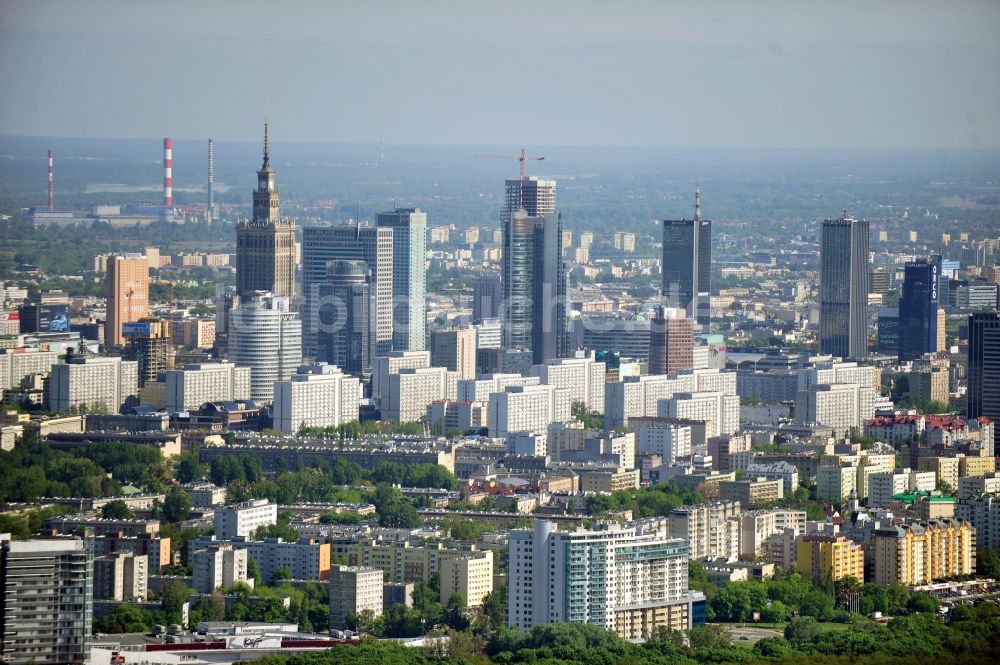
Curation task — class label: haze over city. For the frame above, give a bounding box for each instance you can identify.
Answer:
[2,0,999,148]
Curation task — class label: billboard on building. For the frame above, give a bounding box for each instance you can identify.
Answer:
[122,321,153,337]
[39,304,70,332]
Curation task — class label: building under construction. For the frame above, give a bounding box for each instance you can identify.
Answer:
[123,318,174,387]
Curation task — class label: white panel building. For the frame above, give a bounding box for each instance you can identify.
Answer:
[214,499,278,539]
[164,362,251,412]
[372,350,430,402]
[384,366,459,423]
[273,363,361,433]
[529,352,606,411]
[636,424,692,465]
[488,384,571,439]
[49,355,138,414]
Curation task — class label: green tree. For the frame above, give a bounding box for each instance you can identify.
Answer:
[173,453,207,483]
[247,558,264,587]
[784,616,820,644]
[161,581,192,626]
[98,604,154,634]
[101,499,135,520]
[162,487,192,522]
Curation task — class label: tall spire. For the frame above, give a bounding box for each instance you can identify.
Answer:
[263,116,270,165]
[694,182,701,222]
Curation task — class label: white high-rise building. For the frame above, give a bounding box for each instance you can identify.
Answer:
[164,362,251,412]
[488,384,571,439]
[604,368,737,428]
[798,361,879,392]
[457,373,539,402]
[868,468,937,508]
[191,544,250,593]
[657,391,740,437]
[796,382,876,437]
[636,424,692,465]
[377,208,428,352]
[530,352,606,411]
[372,350,430,402]
[214,499,278,539]
[508,519,702,639]
[329,566,384,631]
[384,366,459,423]
[668,501,742,561]
[273,363,361,433]
[228,293,302,403]
[0,348,58,391]
[49,355,138,414]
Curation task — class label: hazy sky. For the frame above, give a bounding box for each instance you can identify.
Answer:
[1,0,998,149]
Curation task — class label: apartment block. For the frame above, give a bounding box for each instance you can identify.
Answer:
[329,566,385,630]
[873,519,975,586]
[529,352,606,411]
[384,366,459,423]
[439,551,494,607]
[49,355,138,414]
[93,552,147,601]
[668,501,741,561]
[719,477,784,508]
[191,544,250,593]
[273,363,361,433]
[509,520,703,639]
[164,362,251,413]
[214,499,278,539]
[795,534,865,583]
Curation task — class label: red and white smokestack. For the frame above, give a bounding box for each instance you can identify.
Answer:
[163,138,173,207]
[47,149,54,210]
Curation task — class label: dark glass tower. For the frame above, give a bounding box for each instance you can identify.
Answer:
[316,260,373,380]
[502,209,567,364]
[662,186,712,328]
[968,311,1000,456]
[819,214,870,359]
[898,257,941,361]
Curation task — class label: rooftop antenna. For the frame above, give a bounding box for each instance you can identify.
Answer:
[694,182,701,222]
[47,149,54,210]
[263,116,270,164]
[379,133,384,163]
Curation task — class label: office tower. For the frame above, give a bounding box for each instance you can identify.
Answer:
[302,224,394,358]
[164,362,251,412]
[315,260,374,379]
[877,307,899,354]
[503,176,556,224]
[18,290,70,334]
[662,187,712,328]
[122,318,173,387]
[49,355,138,414]
[228,293,302,403]
[968,312,1000,453]
[502,209,567,364]
[329,566,384,631]
[648,307,694,374]
[431,327,477,380]
[235,120,296,299]
[106,253,149,347]
[377,208,427,351]
[0,536,93,665]
[273,363,361,434]
[819,214,870,359]
[473,273,502,322]
[508,520,702,639]
[898,257,941,361]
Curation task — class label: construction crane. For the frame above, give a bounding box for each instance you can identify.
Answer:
[124,287,135,322]
[475,148,545,209]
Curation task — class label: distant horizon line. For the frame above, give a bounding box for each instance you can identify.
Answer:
[1,133,998,153]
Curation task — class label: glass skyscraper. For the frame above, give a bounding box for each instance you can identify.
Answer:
[377,208,427,352]
[898,257,941,361]
[662,187,711,328]
[819,214,870,359]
